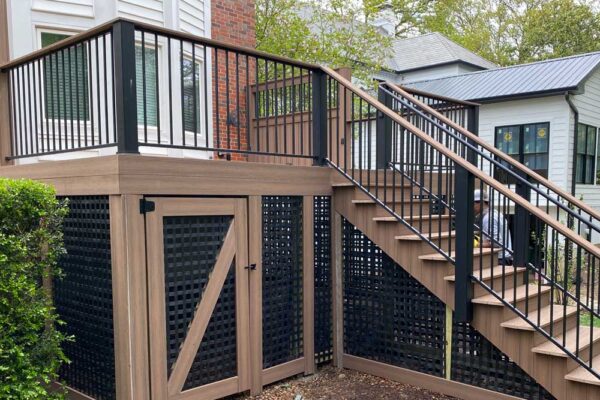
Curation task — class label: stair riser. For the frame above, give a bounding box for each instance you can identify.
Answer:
[566,340,600,372]
[398,237,453,255]
[378,219,448,236]
[531,311,580,347]
[332,170,453,188]
[369,202,449,217]
[502,290,552,318]
[353,187,435,201]
[473,270,526,297]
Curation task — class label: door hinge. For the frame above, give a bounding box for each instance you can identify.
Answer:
[139,199,155,214]
[244,263,257,271]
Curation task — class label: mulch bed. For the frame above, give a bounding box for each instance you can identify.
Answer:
[234,365,456,400]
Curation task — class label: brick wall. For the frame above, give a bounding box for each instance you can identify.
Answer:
[211,0,256,161]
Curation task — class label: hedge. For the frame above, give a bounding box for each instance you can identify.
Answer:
[0,178,69,399]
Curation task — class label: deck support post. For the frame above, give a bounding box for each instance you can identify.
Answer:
[376,87,392,170]
[455,165,474,322]
[113,20,139,154]
[312,69,328,166]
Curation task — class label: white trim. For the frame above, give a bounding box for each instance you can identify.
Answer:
[204,0,211,39]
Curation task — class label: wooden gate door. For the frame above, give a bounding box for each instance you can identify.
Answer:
[146,198,250,400]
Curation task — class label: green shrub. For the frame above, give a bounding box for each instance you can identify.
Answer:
[0,178,69,399]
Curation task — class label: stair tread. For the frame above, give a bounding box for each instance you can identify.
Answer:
[373,214,450,222]
[501,305,578,331]
[332,182,412,188]
[472,284,551,306]
[565,354,600,385]
[397,231,455,241]
[533,325,600,357]
[419,247,499,261]
[444,265,524,282]
[352,198,430,205]
[331,182,355,187]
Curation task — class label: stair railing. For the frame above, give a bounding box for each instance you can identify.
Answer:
[384,82,600,240]
[322,66,600,380]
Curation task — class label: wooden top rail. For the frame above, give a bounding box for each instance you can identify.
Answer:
[323,66,600,260]
[0,17,320,71]
[386,82,600,227]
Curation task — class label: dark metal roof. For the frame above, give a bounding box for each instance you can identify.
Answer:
[404,52,600,102]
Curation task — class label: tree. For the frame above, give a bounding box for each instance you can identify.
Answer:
[256,0,393,83]
[422,0,600,65]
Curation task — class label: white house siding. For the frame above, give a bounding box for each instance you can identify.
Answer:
[179,0,207,36]
[117,0,164,25]
[400,63,481,84]
[6,0,211,163]
[478,95,572,192]
[573,70,600,225]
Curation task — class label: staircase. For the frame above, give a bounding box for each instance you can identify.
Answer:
[322,67,600,399]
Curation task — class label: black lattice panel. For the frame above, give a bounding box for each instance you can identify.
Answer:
[54,196,115,400]
[452,320,556,400]
[342,218,446,377]
[163,215,233,376]
[314,196,333,364]
[184,262,237,390]
[262,196,304,369]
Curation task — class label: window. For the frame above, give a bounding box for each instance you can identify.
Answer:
[182,58,201,133]
[575,123,599,184]
[136,45,158,127]
[42,31,89,120]
[494,122,550,182]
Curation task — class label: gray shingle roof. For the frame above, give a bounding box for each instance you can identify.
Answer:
[404,52,600,102]
[385,33,497,72]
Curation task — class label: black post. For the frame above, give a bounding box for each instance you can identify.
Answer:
[514,170,531,268]
[455,165,474,322]
[113,21,139,154]
[312,69,327,166]
[466,105,479,165]
[376,87,392,169]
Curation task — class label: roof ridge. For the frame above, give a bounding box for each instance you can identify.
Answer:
[433,32,497,68]
[406,51,600,86]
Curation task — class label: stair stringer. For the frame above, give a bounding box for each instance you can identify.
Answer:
[333,187,600,400]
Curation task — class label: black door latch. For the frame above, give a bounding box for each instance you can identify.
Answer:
[244,263,257,271]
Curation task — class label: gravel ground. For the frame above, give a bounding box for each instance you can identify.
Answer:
[234,365,456,400]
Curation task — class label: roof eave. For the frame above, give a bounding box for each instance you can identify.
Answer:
[471,86,582,104]
[393,60,492,75]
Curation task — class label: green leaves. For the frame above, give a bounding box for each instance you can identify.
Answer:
[422,0,600,66]
[256,0,393,83]
[0,179,68,400]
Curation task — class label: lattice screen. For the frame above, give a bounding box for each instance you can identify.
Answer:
[342,218,446,376]
[341,217,556,400]
[54,196,115,400]
[314,196,333,364]
[262,196,304,369]
[162,215,237,389]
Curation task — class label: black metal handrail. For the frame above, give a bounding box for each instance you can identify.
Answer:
[386,82,600,239]
[323,66,600,382]
[0,18,324,163]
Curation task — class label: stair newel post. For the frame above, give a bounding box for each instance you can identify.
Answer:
[514,170,531,269]
[113,20,139,154]
[376,87,392,170]
[466,105,479,166]
[312,68,328,166]
[455,165,475,322]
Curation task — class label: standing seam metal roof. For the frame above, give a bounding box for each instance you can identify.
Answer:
[404,52,600,101]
